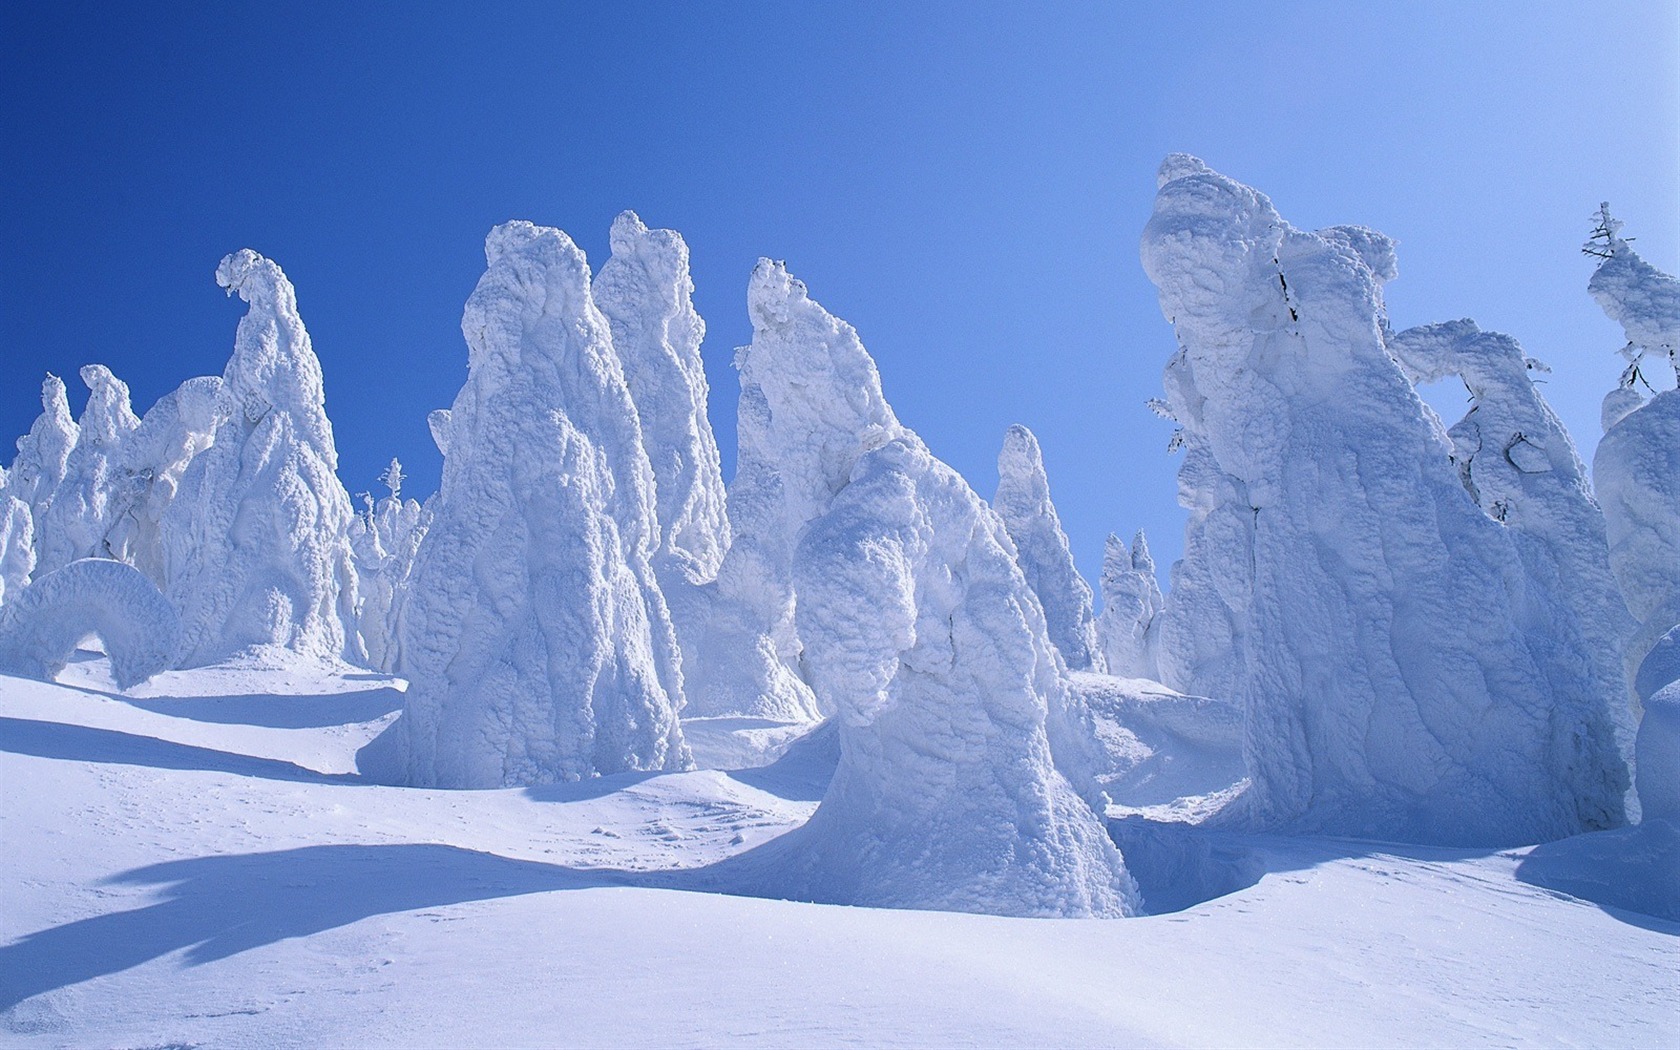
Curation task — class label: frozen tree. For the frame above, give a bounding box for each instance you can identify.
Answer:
[103,375,223,588]
[36,365,141,574]
[1151,441,1249,700]
[161,250,363,667]
[4,375,79,555]
[1140,155,1627,844]
[0,486,34,607]
[1585,215,1680,697]
[594,212,731,705]
[349,457,428,672]
[358,221,688,787]
[0,558,179,689]
[993,424,1104,671]
[1098,530,1163,680]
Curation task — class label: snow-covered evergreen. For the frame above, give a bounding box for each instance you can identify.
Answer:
[36,365,140,574]
[0,487,34,607]
[348,459,428,673]
[1151,441,1249,700]
[4,374,79,559]
[104,375,223,588]
[0,557,178,689]
[1097,530,1163,680]
[358,221,688,788]
[1141,154,1628,844]
[993,424,1104,672]
[160,250,363,667]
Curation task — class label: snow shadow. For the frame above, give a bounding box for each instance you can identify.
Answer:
[522,770,664,803]
[116,686,405,730]
[1514,822,1680,932]
[1108,817,1267,914]
[723,719,838,803]
[0,844,613,1010]
[0,716,358,784]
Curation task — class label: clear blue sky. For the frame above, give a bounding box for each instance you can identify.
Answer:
[3,2,1676,591]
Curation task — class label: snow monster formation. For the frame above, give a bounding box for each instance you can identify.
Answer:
[358,221,688,788]
[105,374,223,588]
[1585,211,1680,701]
[593,212,731,702]
[36,365,141,574]
[1097,530,1163,680]
[0,487,34,607]
[1150,440,1249,701]
[0,558,179,689]
[161,250,363,667]
[993,424,1104,672]
[347,459,429,673]
[4,374,79,557]
[1141,155,1628,844]
[722,263,1133,917]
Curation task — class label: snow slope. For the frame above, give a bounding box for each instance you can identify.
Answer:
[2,658,1674,1047]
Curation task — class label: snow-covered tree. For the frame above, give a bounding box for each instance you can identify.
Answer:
[161,250,363,667]
[104,375,223,588]
[1151,441,1249,701]
[349,457,428,672]
[1140,154,1628,844]
[358,221,688,787]
[36,365,140,574]
[0,485,34,607]
[0,558,179,689]
[993,424,1104,671]
[1097,530,1163,680]
[4,374,78,557]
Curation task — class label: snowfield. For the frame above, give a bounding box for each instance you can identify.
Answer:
[2,654,1673,1048]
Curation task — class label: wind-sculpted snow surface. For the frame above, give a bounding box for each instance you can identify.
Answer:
[1098,530,1163,680]
[36,366,140,574]
[683,261,898,721]
[751,435,1135,917]
[358,221,688,788]
[0,491,34,606]
[994,425,1103,671]
[1141,155,1627,844]
[4,375,78,556]
[161,251,362,668]
[105,375,223,588]
[0,558,178,689]
[1587,229,1680,694]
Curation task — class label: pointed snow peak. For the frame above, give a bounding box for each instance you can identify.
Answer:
[1131,529,1155,574]
[747,258,810,330]
[998,424,1050,502]
[74,365,139,447]
[607,210,689,285]
[41,373,73,427]
[1157,152,1211,188]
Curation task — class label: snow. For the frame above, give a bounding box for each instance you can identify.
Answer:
[1141,155,1628,845]
[1097,530,1163,680]
[2,375,77,562]
[2,656,1674,1046]
[346,460,428,673]
[358,222,689,788]
[0,492,34,607]
[161,250,363,668]
[35,365,139,574]
[0,559,178,689]
[993,424,1104,671]
[104,374,222,588]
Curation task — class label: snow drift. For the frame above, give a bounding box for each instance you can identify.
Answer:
[1141,154,1628,844]
[358,221,688,788]
[161,250,362,667]
[0,558,179,689]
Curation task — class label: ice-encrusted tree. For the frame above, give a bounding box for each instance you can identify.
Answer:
[1141,154,1628,844]
[348,457,428,672]
[0,558,179,690]
[358,221,688,787]
[1097,530,1163,680]
[4,375,79,557]
[104,375,223,588]
[594,212,731,701]
[161,250,363,667]
[683,260,898,722]
[1151,441,1249,701]
[993,424,1104,672]
[0,484,34,607]
[36,365,141,574]
[1635,627,1680,822]
[1584,211,1680,697]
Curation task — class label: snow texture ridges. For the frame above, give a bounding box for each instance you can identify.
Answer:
[36,366,140,573]
[0,558,179,689]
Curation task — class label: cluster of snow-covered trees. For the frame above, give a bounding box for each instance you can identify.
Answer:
[3,159,1676,916]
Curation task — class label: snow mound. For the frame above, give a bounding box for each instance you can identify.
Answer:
[161,250,363,668]
[1141,156,1628,844]
[359,221,688,788]
[0,558,179,689]
[738,434,1137,917]
[994,424,1103,671]
[1097,530,1163,680]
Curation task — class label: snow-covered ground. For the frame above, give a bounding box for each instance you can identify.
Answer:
[2,655,1673,1047]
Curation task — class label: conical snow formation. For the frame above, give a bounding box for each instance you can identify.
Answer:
[161,250,362,667]
[1585,218,1680,697]
[993,424,1103,671]
[1141,155,1628,844]
[683,260,900,721]
[0,558,179,689]
[4,375,79,557]
[348,458,428,673]
[358,221,688,788]
[105,375,222,588]
[0,489,34,607]
[36,365,141,574]
[1098,530,1163,680]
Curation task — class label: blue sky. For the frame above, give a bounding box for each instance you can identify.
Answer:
[3,2,1676,590]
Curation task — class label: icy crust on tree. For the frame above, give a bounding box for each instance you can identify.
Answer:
[348,460,429,673]
[1152,441,1248,700]
[1141,155,1628,844]
[1098,530,1163,680]
[0,558,179,689]
[105,375,223,588]
[1636,627,1680,821]
[358,221,688,788]
[993,424,1103,671]
[745,435,1136,917]
[0,491,34,606]
[35,365,140,574]
[159,251,363,668]
[683,261,900,722]
[4,375,78,557]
